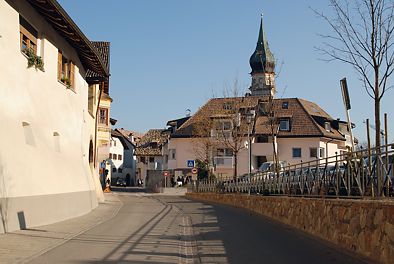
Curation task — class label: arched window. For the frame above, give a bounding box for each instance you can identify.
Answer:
[89,140,94,164]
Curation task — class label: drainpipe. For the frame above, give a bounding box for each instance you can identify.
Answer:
[325,138,334,164]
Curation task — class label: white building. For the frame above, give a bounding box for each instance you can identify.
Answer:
[0,0,109,233]
[109,129,137,186]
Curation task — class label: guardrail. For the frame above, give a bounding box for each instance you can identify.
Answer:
[194,144,394,198]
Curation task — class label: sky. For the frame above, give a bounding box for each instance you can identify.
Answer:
[58,0,393,143]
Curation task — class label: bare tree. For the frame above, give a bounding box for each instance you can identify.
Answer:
[191,116,217,179]
[258,96,281,177]
[214,81,255,179]
[314,0,394,152]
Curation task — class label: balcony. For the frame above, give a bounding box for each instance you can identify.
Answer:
[98,126,111,133]
[251,142,275,156]
[214,156,234,168]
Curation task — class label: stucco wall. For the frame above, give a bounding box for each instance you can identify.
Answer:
[168,138,196,170]
[0,0,98,232]
[187,193,394,264]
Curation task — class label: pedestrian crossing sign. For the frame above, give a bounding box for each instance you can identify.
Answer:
[187,160,195,168]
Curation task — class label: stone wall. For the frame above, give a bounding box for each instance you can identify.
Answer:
[186,193,394,264]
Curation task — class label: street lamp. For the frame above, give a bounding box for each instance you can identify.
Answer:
[246,110,256,179]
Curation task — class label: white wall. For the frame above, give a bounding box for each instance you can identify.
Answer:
[0,0,98,232]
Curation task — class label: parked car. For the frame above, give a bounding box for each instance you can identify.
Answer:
[258,161,287,172]
[116,178,127,187]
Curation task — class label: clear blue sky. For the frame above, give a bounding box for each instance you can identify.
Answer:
[59,0,393,143]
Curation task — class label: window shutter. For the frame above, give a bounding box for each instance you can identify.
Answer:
[57,51,62,80]
[70,61,75,88]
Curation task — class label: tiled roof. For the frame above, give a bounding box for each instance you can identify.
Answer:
[111,129,135,149]
[135,129,168,156]
[117,128,144,142]
[86,41,110,78]
[86,41,110,94]
[254,98,344,139]
[172,97,262,138]
[172,96,345,141]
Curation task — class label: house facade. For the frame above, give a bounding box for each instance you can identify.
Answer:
[109,129,137,186]
[135,129,168,184]
[0,0,109,233]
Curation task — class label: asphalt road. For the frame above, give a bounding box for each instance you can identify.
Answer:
[29,192,372,264]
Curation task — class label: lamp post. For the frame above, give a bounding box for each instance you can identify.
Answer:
[246,110,256,179]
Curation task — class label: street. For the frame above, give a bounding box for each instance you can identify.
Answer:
[28,192,370,264]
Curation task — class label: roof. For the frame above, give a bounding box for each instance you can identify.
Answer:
[26,0,109,77]
[172,96,345,141]
[136,129,168,156]
[86,41,110,94]
[172,97,261,138]
[254,98,344,140]
[166,116,190,127]
[117,128,144,142]
[111,129,135,150]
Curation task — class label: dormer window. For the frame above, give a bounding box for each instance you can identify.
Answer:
[324,122,331,132]
[279,118,290,131]
[282,102,289,109]
[223,102,233,110]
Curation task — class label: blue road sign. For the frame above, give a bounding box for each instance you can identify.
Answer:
[187,160,195,168]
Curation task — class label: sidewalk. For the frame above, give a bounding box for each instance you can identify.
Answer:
[0,193,122,264]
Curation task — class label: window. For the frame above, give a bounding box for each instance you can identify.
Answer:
[256,136,269,143]
[319,147,325,158]
[223,102,233,110]
[310,148,318,158]
[118,154,122,160]
[57,50,75,88]
[112,154,117,160]
[324,122,331,132]
[279,119,290,131]
[216,120,232,131]
[140,157,146,164]
[19,16,37,55]
[118,168,123,173]
[99,108,108,125]
[282,102,289,109]
[112,168,116,173]
[88,85,95,115]
[217,148,233,157]
[292,148,302,158]
[149,157,154,163]
[109,153,112,159]
[169,149,176,160]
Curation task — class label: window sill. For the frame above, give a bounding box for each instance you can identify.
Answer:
[58,80,76,93]
[21,51,45,72]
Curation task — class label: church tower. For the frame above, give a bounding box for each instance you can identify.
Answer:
[249,15,276,97]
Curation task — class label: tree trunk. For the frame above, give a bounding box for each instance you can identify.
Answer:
[374,67,382,195]
[233,152,237,180]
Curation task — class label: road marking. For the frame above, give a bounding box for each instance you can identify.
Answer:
[178,215,199,264]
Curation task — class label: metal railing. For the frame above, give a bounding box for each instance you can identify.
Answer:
[194,144,394,198]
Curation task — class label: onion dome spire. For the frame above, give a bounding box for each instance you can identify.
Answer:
[249,14,275,74]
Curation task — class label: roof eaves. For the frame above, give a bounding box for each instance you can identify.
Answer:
[26,0,109,77]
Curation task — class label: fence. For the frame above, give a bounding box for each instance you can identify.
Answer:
[194,144,394,198]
